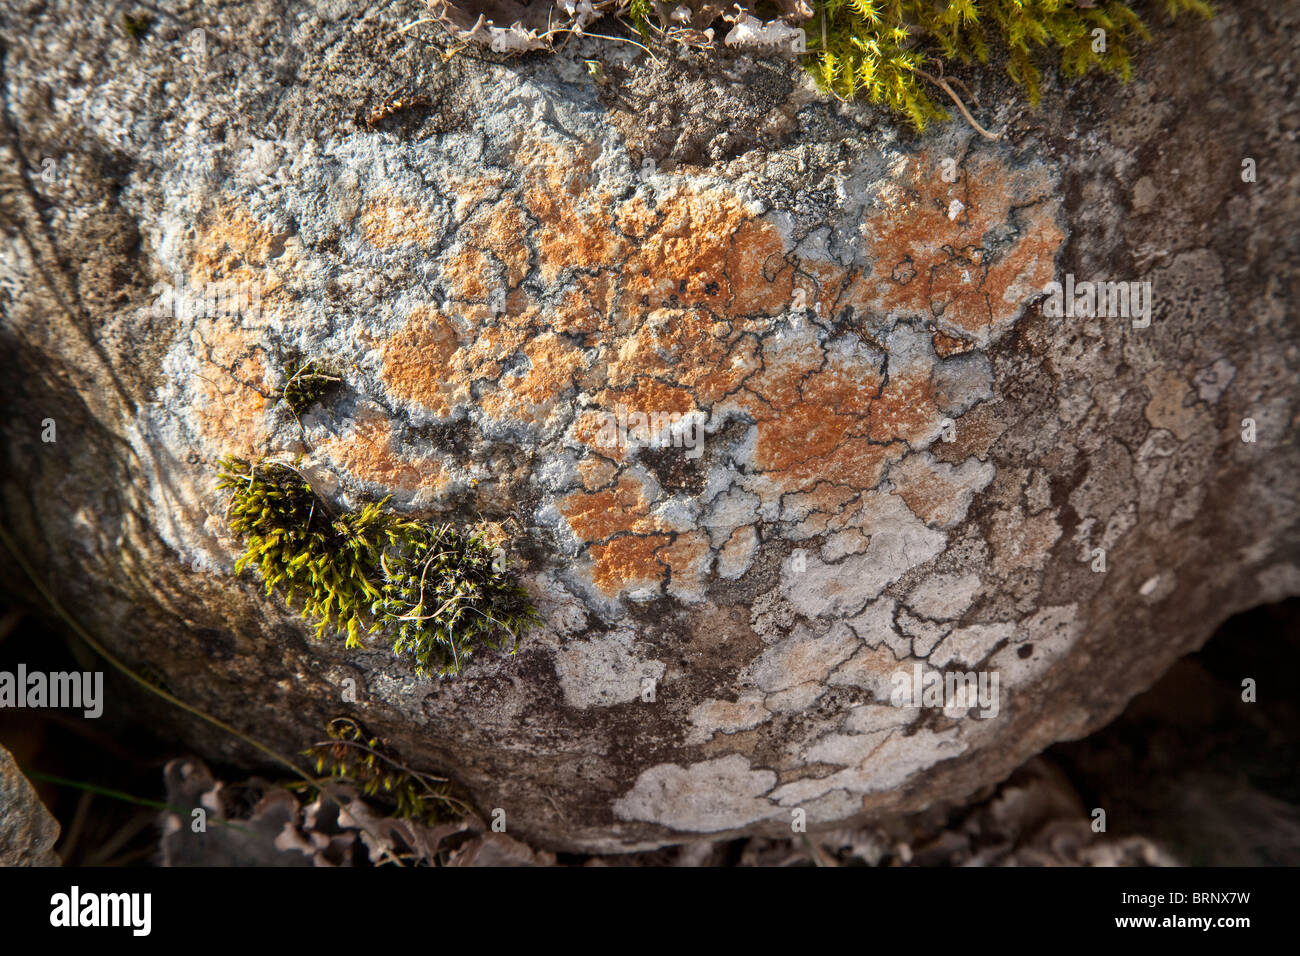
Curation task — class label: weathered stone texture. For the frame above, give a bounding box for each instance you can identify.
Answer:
[0,743,60,865]
[1,0,1296,850]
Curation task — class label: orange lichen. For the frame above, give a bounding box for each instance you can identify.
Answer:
[189,134,1061,600]
[481,332,587,427]
[442,171,509,222]
[561,475,663,543]
[867,371,941,446]
[726,343,900,491]
[571,410,628,463]
[187,203,298,308]
[190,320,273,459]
[592,378,699,420]
[589,534,673,595]
[851,153,1063,337]
[318,408,450,496]
[445,197,533,299]
[622,189,754,308]
[583,530,713,598]
[382,306,467,418]
[577,456,619,490]
[550,275,617,339]
[750,402,893,489]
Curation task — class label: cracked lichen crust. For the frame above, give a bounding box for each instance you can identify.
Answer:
[138,73,1068,835]
[152,132,1061,601]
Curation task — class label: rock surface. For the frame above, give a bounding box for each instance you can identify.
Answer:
[1,0,1297,851]
[0,743,60,865]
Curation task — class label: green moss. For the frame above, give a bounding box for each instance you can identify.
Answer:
[281,361,341,417]
[120,12,152,38]
[305,717,469,824]
[804,0,1214,129]
[216,456,538,677]
[630,0,654,43]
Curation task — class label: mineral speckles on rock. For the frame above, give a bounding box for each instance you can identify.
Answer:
[0,744,61,866]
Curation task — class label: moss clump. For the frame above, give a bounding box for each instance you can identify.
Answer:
[807,0,1213,129]
[281,361,341,417]
[629,0,655,42]
[425,1,1211,131]
[306,717,469,824]
[217,456,537,677]
[120,12,152,38]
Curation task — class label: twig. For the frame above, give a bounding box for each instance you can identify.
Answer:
[913,65,1002,141]
[582,30,663,64]
[397,17,438,34]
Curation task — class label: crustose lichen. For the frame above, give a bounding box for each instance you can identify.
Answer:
[216,456,538,677]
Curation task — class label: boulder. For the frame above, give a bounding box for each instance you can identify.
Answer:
[0,743,60,865]
[0,0,1296,851]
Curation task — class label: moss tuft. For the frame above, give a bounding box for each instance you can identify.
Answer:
[281,361,341,417]
[806,0,1214,129]
[305,717,469,823]
[217,456,538,677]
[120,11,152,38]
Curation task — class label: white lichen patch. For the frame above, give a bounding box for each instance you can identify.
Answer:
[744,623,859,693]
[764,682,827,713]
[905,572,983,621]
[847,598,911,659]
[828,642,907,700]
[896,608,952,658]
[553,629,665,709]
[887,453,996,529]
[685,695,770,745]
[716,525,759,580]
[803,729,892,766]
[843,703,921,735]
[780,493,947,618]
[929,622,1015,668]
[612,755,780,832]
[771,728,966,805]
[821,527,871,561]
[702,487,760,546]
[987,605,1081,686]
